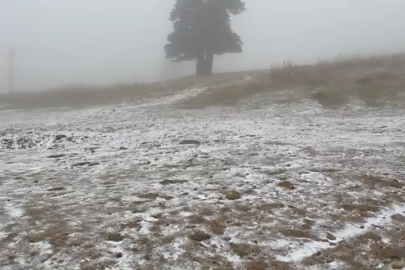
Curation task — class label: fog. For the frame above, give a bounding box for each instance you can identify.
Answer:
[1,0,405,92]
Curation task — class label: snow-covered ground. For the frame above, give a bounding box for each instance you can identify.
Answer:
[1,86,405,270]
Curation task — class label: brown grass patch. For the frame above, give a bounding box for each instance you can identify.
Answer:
[280,229,319,240]
[256,202,285,212]
[372,245,405,261]
[25,223,70,251]
[358,175,405,190]
[199,207,215,216]
[80,259,116,270]
[357,232,382,242]
[207,219,226,235]
[234,203,252,212]
[178,53,405,109]
[188,214,207,224]
[304,225,405,269]
[230,243,261,258]
[392,214,405,222]
[121,221,140,229]
[341,204,380,215]
[137,192,159,200]
[105,232,124,242]
[302,218,316,230]
[49,228,69,247]
[246,260,268,270]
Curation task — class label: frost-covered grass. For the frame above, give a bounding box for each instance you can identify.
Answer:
[1,84,405,270]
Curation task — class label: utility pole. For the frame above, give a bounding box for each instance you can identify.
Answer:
[7,47,15,93]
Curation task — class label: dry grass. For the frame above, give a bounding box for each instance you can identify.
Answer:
[0,71,257,110]
[2,53,404,110]
[179,53,405,109]
[0,83,153,110]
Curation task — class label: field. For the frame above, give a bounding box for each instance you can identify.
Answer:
[1,54,405,270]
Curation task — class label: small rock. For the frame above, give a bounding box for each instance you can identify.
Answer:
[72,162,100,167]
[179,140,201,145]
[225,190,241,200]
[106,233,124,242]
[47,187,66,192]
[392,261,405,269]
[47,154,66,159]
[121,221,139,229]
[278,180,296,190]
[160,179,188,185]
[188,231,211,242]
[85,147,100,152]
[55,134,67,141]
[160,195,174,200]
[326,233,337,241]
[138,193,159,200]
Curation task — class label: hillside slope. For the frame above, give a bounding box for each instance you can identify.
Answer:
[1,55,405,270]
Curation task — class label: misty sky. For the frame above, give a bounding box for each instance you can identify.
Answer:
[1,0,405,92]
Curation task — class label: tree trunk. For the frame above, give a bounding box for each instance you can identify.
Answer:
[205,52,214,75]
[196,51,214,76]
[196,52,206,76]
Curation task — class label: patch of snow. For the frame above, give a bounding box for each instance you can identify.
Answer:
[277,203,405,262]
[108,246,133,270]
[4,201,24,218]
[0,231,7,240]
[224,253,243,265]
[179,211,193,217]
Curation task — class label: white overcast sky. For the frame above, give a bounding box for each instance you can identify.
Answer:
[1,0,405,92]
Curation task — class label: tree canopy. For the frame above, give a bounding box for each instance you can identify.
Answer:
[165,0,246,75]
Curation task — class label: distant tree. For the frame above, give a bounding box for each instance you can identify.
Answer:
[165,0,246,76]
